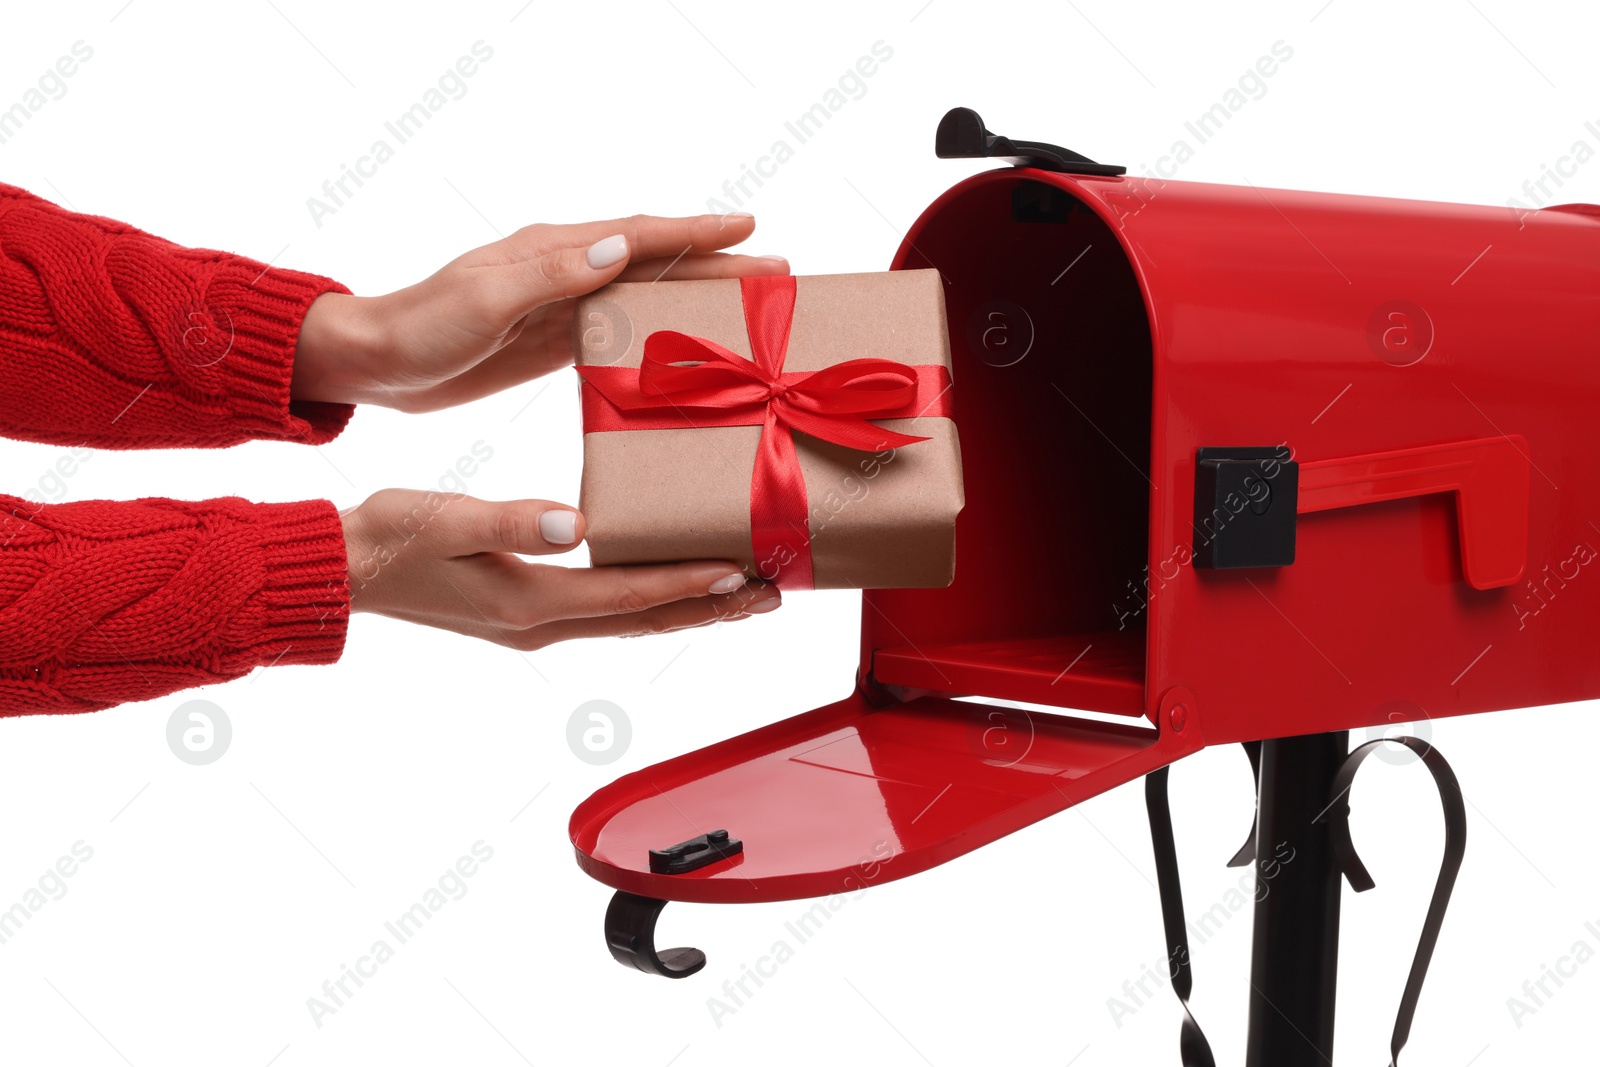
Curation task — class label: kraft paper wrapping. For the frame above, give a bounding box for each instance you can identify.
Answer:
[573,269,964,589]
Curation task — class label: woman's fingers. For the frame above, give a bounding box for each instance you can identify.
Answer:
[421,495,588,556]
[374,581,777,651]
[443,554,762,630]
[439,252,791,406]
[414,499,768,624]
[514,212,760,263]
[518,560,760,622]
[379,555,779,646]
[473,213,755,270]
[480,234,635,324]
[478,214,773,322]
[344,489,786,652]
[615,251,790,283]
[471,251,791,372]
[517,583,780,647]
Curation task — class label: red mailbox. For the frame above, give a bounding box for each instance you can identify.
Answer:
[570,108,1600,1062]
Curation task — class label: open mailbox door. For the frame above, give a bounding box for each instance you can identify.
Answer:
[571,691,1184,908]
[570,107,1600,1046]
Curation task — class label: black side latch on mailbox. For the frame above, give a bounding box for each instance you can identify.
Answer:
[1193,447,1299,570]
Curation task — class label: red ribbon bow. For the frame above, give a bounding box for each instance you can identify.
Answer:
[577,275,951,589]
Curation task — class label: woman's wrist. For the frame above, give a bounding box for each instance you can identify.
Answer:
[292,292,386,407]
[339,503,373,614]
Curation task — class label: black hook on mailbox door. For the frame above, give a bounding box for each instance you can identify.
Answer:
[603,830,743,979]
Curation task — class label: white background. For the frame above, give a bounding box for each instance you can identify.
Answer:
[2,1,1598,1064]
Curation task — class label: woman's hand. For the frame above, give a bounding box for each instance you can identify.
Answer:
[340,489,779,649]
[292,213,787,413]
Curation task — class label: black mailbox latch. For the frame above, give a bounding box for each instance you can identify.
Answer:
[935,106,1126,176]
[1193,447,1299,570]
[648,829,743,875]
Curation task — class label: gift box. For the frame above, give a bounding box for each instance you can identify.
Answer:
[572,269,964,589]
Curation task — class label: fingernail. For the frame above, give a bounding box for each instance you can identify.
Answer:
[756,255,788,266]
[586,234,628,269]
[708,572,747,595]
[745,595,781,613]
[538,509,578,544]
[723,211,754,218]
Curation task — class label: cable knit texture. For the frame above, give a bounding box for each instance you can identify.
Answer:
[0,185,354,715]
[0,496,350,714]
[0,182,354,447]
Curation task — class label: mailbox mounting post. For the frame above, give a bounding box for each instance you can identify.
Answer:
[1243,731,1348,1066]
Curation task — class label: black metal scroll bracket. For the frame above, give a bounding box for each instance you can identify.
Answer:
[1315,736,1468,1067]
[604,892,706,979]
[1145,767,1218,1067]
[1227,740,1266,868]
[935,106,1127,176]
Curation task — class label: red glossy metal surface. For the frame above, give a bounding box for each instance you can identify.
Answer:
[570,692,1194,903]
[1298,436,1530,589]
[574,166,1600,904]
[877,167,1600,747]
[872,631,1144,715]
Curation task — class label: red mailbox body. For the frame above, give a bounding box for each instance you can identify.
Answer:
[571,161,1600,907]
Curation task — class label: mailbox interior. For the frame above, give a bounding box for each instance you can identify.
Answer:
[871,174,1155,718]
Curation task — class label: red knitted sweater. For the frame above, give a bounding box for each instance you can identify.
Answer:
[0,183,353,715]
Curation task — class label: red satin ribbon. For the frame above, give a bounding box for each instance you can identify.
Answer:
[577,275,952,589]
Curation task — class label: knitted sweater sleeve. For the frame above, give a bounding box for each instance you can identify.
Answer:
[0,182,354,447]
[0,186,354,715]
[0,494,349,716]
